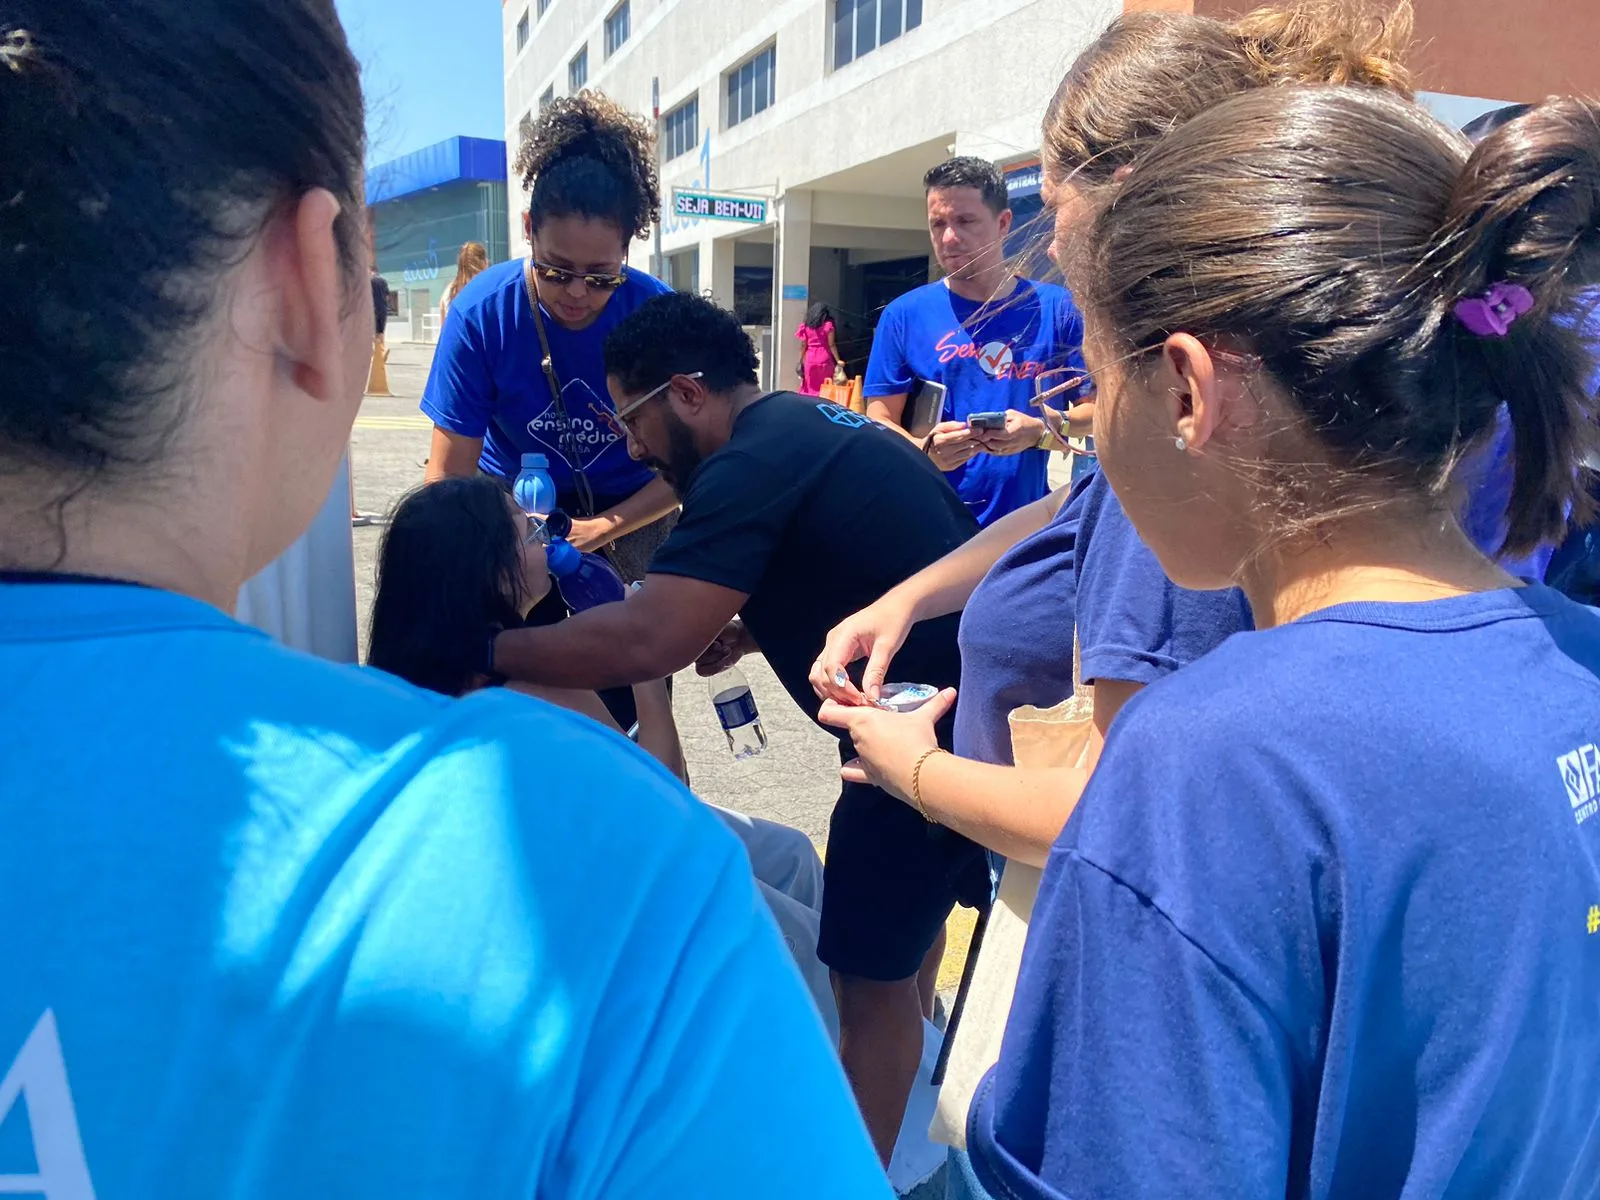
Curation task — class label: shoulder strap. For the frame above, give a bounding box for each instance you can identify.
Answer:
[523,262,598,517]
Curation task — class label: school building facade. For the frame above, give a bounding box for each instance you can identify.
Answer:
[502,0,1597,386]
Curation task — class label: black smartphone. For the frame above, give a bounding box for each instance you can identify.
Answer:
[966,411,1006,432]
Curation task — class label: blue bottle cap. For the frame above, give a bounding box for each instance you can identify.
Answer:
[544,537,581,577]
[520,453,550,470]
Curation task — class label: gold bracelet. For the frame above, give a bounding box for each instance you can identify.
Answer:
[910,748,945,822]
[1037,425,1058,451]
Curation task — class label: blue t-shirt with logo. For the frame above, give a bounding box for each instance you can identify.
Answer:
[864,279,1086,527]
[421,259,672,503]
[0,581,890,1199]
[970,585,1600,1200]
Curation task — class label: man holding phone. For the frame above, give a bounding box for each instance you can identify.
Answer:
[864,157,1089,526]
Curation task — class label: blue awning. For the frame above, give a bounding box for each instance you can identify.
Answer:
[366,137,508,206]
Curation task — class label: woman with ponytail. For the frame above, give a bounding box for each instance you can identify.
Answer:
[970,88,1600,1199]
[421,91,677,580]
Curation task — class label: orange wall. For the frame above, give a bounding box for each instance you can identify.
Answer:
[1177,0,1599,102]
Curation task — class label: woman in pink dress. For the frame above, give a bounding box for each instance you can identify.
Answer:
[795,302,846,395]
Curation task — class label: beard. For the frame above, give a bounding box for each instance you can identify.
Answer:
[644,409,704,498]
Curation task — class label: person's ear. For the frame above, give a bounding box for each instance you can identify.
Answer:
[523,210,533,243]
[996,208,1014,239]
[1155,334,1221,453]
[267,188,348,404]
[669,373,710,416]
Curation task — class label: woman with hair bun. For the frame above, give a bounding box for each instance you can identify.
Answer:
[422,91,678,580]
[971,87,1600,1199]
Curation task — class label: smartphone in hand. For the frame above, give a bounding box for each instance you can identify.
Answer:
[966,411,1006,432]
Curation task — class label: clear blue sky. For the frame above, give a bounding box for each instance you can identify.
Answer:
[336,0,508,165]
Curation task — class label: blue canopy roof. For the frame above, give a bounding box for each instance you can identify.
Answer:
[366,137,508,206]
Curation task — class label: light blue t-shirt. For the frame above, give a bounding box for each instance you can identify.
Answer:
[0,581,890,1199]
[863,279,1086,527]
[421,260,672,502]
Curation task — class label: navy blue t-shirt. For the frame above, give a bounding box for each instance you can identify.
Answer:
[1073,468,1253,686]
[971,585,1600,1200]
[954,475,1090,765]
[420,260,671,501]
[864,279,1086,527]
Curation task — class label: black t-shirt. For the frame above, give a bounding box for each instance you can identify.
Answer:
[652,392,977,732]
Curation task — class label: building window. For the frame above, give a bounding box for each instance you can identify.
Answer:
[726,45,776,129]
[568,46,588,93]
[834,0,922,70]
[516,10,530,51]
[663,95,699,161]
[539,85,555,112]
[604,1,630,58]
[538,0,551,15]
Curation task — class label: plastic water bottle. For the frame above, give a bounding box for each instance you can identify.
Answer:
[513,453,557,518]
[545,537,626,612]
[707,667,768,760]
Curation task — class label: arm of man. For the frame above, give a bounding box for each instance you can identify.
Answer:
[420,303,494,482]
[494,574,748,691]
[861,305,927,445]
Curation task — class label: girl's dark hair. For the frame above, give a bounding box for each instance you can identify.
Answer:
[1044,0,1412,191]
[368,478,529,697]
[0,2,365,481]
[804,301,833,328]
[1073,87,1600,557]
[514,90,660,243]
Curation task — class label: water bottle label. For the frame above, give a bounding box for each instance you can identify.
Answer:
[714,687,759,730]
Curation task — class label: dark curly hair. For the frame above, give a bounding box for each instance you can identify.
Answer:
[603,293,761,395]
[514,90,660,242]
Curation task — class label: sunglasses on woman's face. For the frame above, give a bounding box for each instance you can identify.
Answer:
[531,260,629,291]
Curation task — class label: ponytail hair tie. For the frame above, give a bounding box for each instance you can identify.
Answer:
[1453,282,1534,338]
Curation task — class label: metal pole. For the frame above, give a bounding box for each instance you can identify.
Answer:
[652,77,664,281]
[769,193,782,392]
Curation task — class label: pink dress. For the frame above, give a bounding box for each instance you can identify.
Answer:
[796,320,838,395]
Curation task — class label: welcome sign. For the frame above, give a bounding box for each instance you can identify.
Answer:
[672,189,769,224]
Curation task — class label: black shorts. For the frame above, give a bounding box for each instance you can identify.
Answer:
[818,781,992,983]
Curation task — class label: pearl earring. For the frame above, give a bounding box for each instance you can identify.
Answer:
[1174,436,1188,451]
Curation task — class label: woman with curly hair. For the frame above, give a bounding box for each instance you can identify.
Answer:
[421,91,677,580]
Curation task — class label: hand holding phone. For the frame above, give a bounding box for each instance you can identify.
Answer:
[966,411,1007,432]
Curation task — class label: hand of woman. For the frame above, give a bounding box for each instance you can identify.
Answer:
[565,515,618,553]
[833,364,847,383]
[810,597,915,705]
[818,688,958,806]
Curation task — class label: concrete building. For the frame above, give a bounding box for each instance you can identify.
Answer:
[368,136,512,343]
[501,0,1598,385]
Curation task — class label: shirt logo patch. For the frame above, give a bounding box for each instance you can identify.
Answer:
[1557,743,1600,825]
[977,341,1013,379]
[816,403,872,429]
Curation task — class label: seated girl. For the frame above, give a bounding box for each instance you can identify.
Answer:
[367,477,837,1038]
[369,476,685,772]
